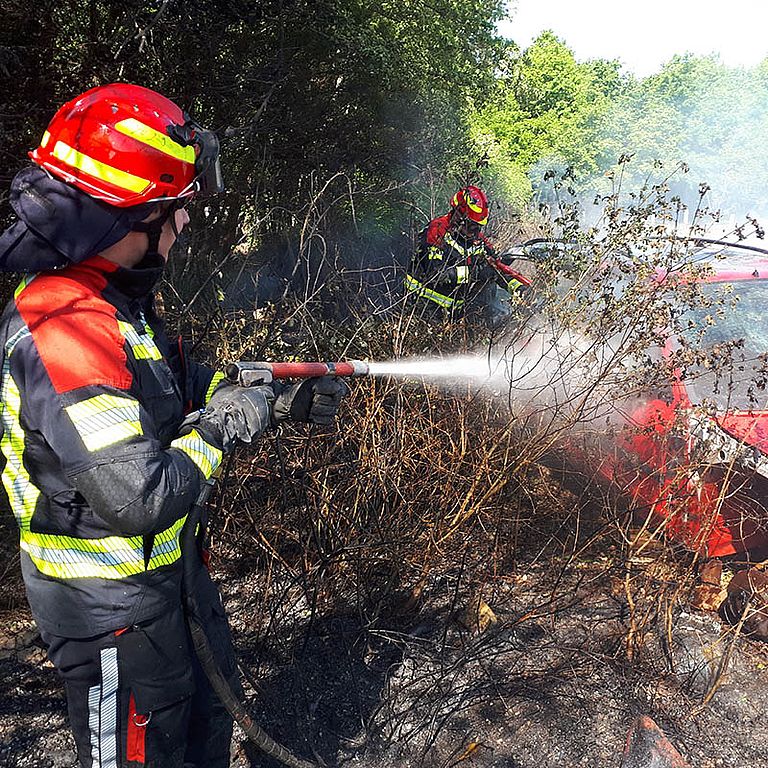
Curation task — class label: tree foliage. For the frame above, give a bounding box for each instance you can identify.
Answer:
[1,6,766,303]
[598,54,768,212]
[467,32,628,204]
[0,1,504,230]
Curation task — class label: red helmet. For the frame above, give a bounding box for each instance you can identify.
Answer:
[450,186,489,226]
[29,83,222,208]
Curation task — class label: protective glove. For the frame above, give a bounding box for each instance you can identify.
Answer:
[271,376,348,426]
[185,384,275,452]
[474,257,497,282]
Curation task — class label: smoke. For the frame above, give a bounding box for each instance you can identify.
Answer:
[533,56,768,234]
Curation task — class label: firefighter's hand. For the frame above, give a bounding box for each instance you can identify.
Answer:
[188,385,275,452]
[272,376,349,426]
[475,257,497,282]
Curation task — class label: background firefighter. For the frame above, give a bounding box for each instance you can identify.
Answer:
[404,186,531,326]
[0,83,346,768]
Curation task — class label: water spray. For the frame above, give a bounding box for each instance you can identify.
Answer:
[225,343,620,422]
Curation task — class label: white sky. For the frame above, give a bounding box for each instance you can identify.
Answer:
[498,1,768,76]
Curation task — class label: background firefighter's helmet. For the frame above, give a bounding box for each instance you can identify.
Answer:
[30,83,222,208]
[449,186,489,226]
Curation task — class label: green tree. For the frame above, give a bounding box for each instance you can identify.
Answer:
[468,32,627,205]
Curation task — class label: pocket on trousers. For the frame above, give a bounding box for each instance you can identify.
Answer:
[117,605,195,714]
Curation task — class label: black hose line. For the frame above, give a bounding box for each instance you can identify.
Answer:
[181,484,319,768]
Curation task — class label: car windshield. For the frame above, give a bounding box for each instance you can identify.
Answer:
[681,278,768,411]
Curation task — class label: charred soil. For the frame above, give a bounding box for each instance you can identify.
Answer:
[1,463,767,768]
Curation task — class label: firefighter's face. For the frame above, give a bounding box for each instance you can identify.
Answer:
[454,216,481,240]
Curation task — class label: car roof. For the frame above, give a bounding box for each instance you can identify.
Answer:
[515,236,768,282]
[686,239,768,282]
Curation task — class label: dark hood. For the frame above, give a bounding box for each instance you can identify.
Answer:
[112,252,167,299]
[0,166,155,273]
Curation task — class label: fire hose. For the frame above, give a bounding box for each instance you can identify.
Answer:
[181,361,369,768]
[225,359,370,386]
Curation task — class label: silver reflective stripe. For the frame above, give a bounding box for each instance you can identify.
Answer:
[1,326,39,531]
[65,394,143,452]
[88,647,119,768]
[170,428,223,479]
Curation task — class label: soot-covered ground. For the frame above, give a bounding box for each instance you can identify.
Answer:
[1,537,767,768]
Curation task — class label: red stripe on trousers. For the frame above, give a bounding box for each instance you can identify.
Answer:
[126,692,147,764]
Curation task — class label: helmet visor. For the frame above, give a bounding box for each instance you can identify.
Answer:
[168,119,223,197]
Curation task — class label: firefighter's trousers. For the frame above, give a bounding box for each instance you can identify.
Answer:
[41,566,241,768]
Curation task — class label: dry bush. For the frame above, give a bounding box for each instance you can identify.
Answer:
[179,162,768,671]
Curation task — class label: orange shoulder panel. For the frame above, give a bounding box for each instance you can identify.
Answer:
[425,214,451,246]
[15,264,132,394]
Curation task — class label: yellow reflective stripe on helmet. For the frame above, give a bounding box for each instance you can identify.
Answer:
[171,428,222,479]
[65,394,143,452]
[404,274,463,309]
[205,372,226,404]
[1,328,40,530]
[51,140,151,195]
[466,194,482,214]
[118,319,163,361]
[455,265,470,284]
[19,515,186,580]
[115,118,196,165]
[40,130,51,149]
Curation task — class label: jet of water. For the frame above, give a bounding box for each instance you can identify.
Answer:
[366,356,501,381]
[363,326,629,425]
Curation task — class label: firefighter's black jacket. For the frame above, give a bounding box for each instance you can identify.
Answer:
[405,213,492,309]
[0,253,223,637]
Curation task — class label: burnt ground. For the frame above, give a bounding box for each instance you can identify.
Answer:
[1,544,767,768]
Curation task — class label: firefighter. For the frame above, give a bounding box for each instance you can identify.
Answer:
[404,186,530,324]
[0,84,346,767]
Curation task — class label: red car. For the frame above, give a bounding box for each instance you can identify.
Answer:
[520,238,768,561]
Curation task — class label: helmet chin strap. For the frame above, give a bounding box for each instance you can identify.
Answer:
[130,205,174,260]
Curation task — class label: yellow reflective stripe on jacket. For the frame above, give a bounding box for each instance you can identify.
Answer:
[404,274,463,309]
[1,327,39,530]
[170,428,222,479]
[13,274,36,299]
[427,245,443,260]
[443,232,466,256]
[65,394,143,452]
[118,319,163,361]
[455,265,470,284]
[51,140,151,195]
[205,372,226,404]
[443,232,486,260]
[19,514,187,580]
[115,118,196,165]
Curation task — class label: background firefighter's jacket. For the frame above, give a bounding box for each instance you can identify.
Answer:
[405,214,493,309]
[0,253,225,637]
